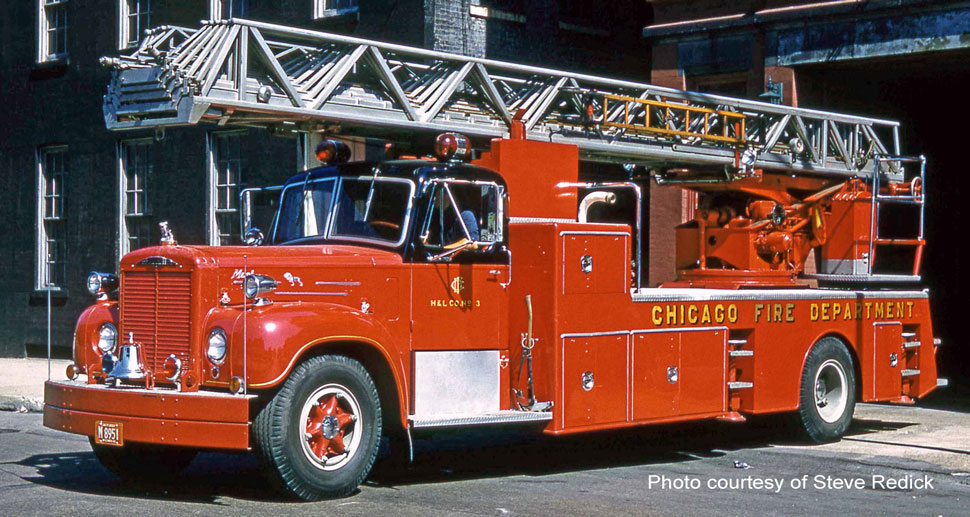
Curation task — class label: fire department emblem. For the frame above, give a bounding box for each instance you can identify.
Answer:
[450,276,465,295]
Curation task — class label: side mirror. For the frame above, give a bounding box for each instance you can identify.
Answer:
[244,227,265,246]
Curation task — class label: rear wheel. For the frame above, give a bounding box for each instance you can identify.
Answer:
[90,440,197,481]
[797,337,856,442]
[254,355,381,500]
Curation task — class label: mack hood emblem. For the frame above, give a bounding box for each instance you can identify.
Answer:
[137,256,180,268]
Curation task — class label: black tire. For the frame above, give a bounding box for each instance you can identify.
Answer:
[797,337,856,443]
[253,355,382,500]
[90,439,197,481]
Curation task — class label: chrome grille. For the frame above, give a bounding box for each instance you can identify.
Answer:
[120,271,192,376]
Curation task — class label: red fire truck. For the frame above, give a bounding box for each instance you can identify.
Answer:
[45,20,942,500]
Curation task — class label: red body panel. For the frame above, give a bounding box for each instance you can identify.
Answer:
[507,221,937,435]
[44,380,250,450]
[48,137,940,450]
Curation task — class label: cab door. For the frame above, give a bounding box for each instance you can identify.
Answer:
[408,179,509,417]
[410,179,509,351]
[410,262,508,350]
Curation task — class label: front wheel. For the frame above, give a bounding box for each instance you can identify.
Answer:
[254,355,382,500]
[797,337,856,442]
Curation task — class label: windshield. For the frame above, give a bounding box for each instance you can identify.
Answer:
[273,173,414,246]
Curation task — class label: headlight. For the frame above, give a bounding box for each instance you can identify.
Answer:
[86,272,119,296]
[207,328,227,364]
[97,323,117,353]
[244,274,277,300]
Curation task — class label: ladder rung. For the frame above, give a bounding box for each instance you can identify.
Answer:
[903,341,921,349]
[729,350,754,357]
[872,238,924,246]
[901,369,920,377]
[728,382,753,389]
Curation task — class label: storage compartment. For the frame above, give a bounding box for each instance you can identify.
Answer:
[561,333,628,427]
[869,323,903,400]
[562,233,629,295]
[631,329,727,420]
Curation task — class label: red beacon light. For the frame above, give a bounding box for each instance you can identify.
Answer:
[314,139,351,166]
[434,132,471,162]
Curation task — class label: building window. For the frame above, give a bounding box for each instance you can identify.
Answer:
[208,132,246,245]
[119,140,154,259]
[37,0,68,62]
[119,0,150,49]
[314,0,358,19]
[210,0,248,20]
[37,147,68,290]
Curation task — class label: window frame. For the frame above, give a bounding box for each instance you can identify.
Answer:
[118,0,151,50]
[207,130,247,246]
[37,0,68,63]
[271,175,416,249]
[313,0,359,20]
[419,179,506,250]
[118,138,154,261]
[36,146,68,291]
[210,0,248,20]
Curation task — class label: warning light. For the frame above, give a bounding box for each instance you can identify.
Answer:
[314,140,351,166]
[434,133,471,162]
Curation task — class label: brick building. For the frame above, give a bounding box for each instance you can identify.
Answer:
[0,1,650,357]
[644,0,970,380]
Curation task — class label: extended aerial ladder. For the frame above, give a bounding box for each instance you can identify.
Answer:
[100,18,925,284]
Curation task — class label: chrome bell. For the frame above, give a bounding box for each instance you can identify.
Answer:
[107,343,148,382]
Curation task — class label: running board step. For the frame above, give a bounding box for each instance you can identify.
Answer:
[901,369,920,377]
[410,410,553,429]
[728,382,753,389]
[729,350,754,357]
[903,341,921,349]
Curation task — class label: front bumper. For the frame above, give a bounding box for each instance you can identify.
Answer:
[43,380,253,450]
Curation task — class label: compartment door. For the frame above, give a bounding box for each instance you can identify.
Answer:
[678,329,727,415]
[870,322,903,400]
[562,334,628,428]
[632,331,680,420]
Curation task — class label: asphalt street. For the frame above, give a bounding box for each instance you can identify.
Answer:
[1,402,968,516]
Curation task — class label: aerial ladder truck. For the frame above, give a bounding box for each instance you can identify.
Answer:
[45,19,941,500]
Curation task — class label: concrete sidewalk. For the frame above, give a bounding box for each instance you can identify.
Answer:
[0,358,71,413]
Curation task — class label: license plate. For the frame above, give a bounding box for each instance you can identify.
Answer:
[95,421,124,447]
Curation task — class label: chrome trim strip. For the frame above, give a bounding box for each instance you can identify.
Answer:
[631,288,929,302]
[562,326,732,340]
[274,291,348,296]
[559,231,629,237]
[409,410,552,429]
[560,330,630,339]
[510,217,576,223]
[315,281,360,286]
[630,326,729,336]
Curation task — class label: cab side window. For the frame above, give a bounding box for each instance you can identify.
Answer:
[421,181,503,249]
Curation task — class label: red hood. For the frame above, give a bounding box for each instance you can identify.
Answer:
[121,243,404,271]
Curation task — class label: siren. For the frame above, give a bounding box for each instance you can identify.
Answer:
[434,133,471,162]
[314,139,351,166]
